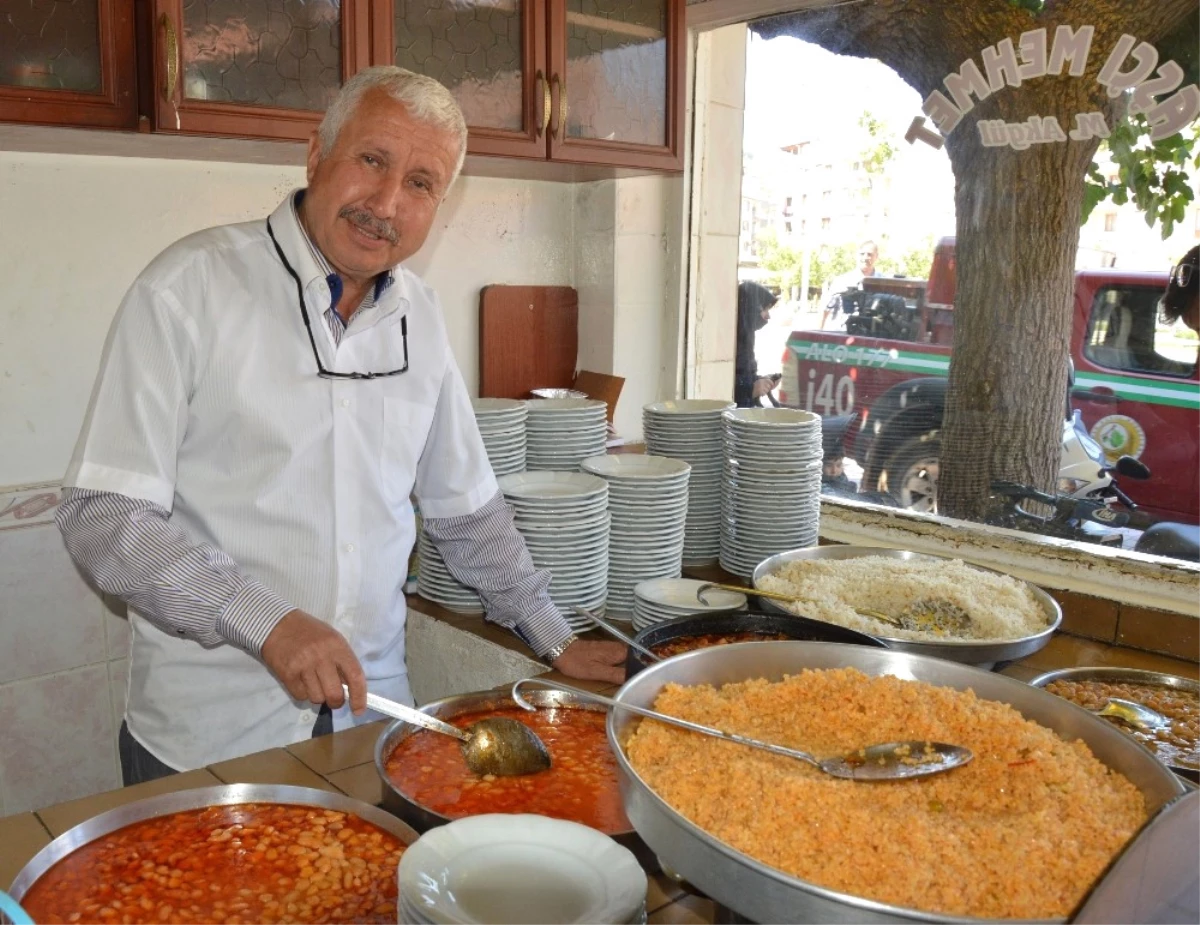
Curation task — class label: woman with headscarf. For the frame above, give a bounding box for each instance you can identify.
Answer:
[735,280,779,407]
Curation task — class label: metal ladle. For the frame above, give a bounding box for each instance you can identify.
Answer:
[1094,697,1172,732]
[511,678,972,781]
[348,686,551,777]
[573,606,661,662]
[695,583,972,635]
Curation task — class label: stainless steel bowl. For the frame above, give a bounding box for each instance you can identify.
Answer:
[608,641,1186,924]
[373,688,646,858]
[752,545,1062,667]
[8,784,418,899]
[1029,667,1199,782]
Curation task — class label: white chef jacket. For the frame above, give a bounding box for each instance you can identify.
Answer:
[62,193,498,769]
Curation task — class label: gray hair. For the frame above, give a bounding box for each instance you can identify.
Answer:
[317,66,468,186]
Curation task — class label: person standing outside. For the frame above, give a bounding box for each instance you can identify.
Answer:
[1161,245,1199,334]
[734,280,779,407]
[821,240,880,330]
[56,66,624,785]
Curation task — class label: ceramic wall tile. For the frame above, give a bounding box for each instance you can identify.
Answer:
[0,665,119,814]
[705,23,748,110]
[616,233,669,307]
[0,522,105,685]
[0,484,61,532]
[695,235,740,365]
[700,103,745,237]
[617,177,670,236]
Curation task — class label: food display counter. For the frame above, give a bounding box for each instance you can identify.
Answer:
[2,590,1196,924]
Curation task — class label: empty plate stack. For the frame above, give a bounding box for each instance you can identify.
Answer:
[471,398,528,476]
[632,578,748,631]
[498,471,610,625]
[581,455,691,620]
[525,399,609,471]
[642,400,733,568]
[720,408,823,579]
[398,814,647,925]
[416,528,483,613]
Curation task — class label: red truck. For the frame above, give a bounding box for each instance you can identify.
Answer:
[778,238,1200,526]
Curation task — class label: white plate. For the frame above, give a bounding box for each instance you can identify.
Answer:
[498,471,608,501]
[581,455,692,481]
[634,577,746,610]
[526,398,608,413]
[643,399,734,416]
[399,814,644,925]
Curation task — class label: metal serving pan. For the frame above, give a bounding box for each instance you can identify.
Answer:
[1028,666,1199,783]
[608,641,1186,924]
[625,609,887,678]
[373,688,647,861]
[8,784,418,899]
[752,545,1061,667]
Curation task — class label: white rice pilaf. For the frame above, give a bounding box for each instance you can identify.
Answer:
[757,556,1048,642]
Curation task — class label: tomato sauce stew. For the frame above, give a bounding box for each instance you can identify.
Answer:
[20,803,405,925]
[651,631,790,659]
[384,706,630,834]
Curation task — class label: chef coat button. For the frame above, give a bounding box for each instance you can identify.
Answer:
[345,543,355,553]
[341,398,350,408]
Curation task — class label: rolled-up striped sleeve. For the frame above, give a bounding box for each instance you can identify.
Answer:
[55,487,293,655]
[422,491,574,658]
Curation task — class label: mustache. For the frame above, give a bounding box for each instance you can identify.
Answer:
[339,207,399,245]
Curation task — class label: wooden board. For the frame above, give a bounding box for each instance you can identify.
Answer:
[571,370,625,423]
[479,285,578,399]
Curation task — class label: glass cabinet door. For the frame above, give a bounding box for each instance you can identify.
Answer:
[391,0,547,158]
[154,0,362,140]
[0,0,136,128]
[547,0,681,168]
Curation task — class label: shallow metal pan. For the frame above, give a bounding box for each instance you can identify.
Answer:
[608,641,1186,924]
[8,784,418,899]
[1028,666,1199,783]
[752,545,1061,667]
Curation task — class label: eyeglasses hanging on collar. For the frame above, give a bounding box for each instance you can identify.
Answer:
[267,218,409,380]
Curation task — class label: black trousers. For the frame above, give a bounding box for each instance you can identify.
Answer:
[119,705,335,786]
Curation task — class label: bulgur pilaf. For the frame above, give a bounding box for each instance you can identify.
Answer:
[757,556,1048,642]
[625,668,1146,919]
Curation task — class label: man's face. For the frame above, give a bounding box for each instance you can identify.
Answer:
[858,245,878,275]
[302,89,460,284]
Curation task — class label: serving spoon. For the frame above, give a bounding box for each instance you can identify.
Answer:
[573,606,661,662]
[347,685,551,777]
[511,678,972,781]
[695,582,972,635]
[1093,697,1172,732]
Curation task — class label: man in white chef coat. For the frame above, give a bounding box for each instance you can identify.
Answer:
[56,66,624,784]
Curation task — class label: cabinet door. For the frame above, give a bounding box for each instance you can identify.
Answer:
[151,0,366,141]
[382,0,548,159]
[546,0,682,170]
[0,0,136,129]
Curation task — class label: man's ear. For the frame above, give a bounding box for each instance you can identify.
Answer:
[306,131,322,183]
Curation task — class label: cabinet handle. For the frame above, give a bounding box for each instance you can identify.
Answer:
[536,70,550,138]
[160,13,179,103]
[558,77,568,138]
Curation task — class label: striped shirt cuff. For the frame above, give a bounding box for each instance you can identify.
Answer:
[215,582,295,656]
[515,602,577,661]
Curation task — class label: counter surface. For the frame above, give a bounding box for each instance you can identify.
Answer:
[2,591,1196,925]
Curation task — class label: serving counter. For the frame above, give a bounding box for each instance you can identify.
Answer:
[2,590,1196,924]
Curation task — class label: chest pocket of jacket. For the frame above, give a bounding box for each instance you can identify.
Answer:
[381,397,436,507]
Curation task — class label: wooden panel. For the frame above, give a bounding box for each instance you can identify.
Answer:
[479,285,578,399]
[572,369,624,423]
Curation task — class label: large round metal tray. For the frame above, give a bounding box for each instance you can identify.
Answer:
[752,545,1061,666]
[608,641,1186,924]
[373,688,646,860]
[1028,666,1199,782]
[7,784,418,899]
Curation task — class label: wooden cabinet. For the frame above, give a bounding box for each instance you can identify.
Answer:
[0,0,137,129]
[379,0,684,171]
[0,0,684,170]
[147,0,368,141]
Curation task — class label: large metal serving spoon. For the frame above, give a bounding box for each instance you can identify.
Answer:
[573,606,661,662]
[511,678,972,781]
[1093,697,1172,732]
[347,685,551,777]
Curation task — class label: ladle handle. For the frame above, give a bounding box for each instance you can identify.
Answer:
[345,685,469,741]
[511,678,819,769]
[573,607,660,662]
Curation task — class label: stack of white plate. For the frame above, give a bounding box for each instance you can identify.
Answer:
[525,399,609,471]
[642,400,733,568]
[398,814,647,925]
[632,578,748,631]
[498,471,609,625]
[416,529,483,613]
[581,455,691,620]
[720,408,823,579]
[471,398,527,476]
